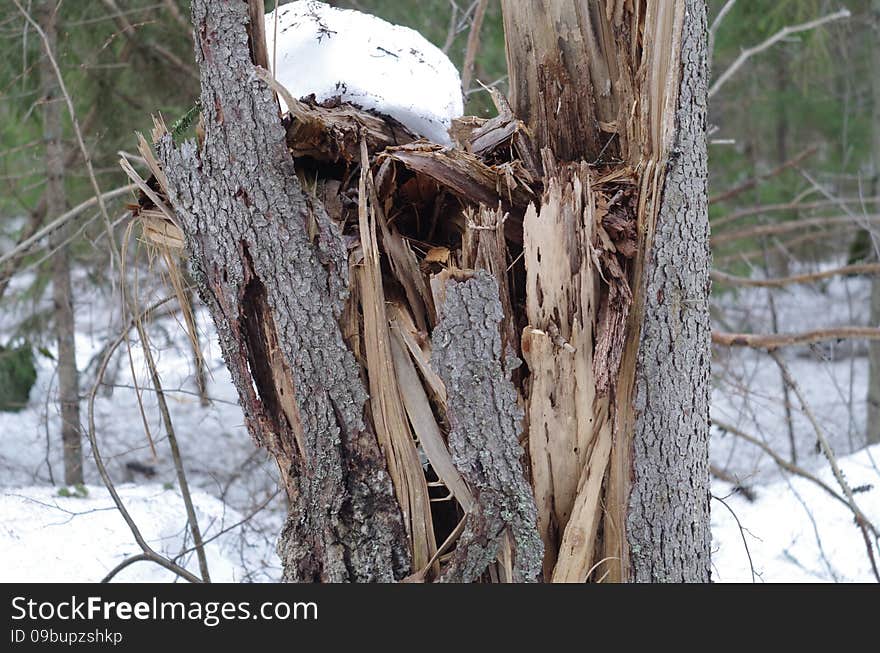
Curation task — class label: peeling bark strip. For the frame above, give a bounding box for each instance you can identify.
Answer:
[357,145,438,576]
[158,0,408,582]
[626,0,712,582]
[431,272,543,582]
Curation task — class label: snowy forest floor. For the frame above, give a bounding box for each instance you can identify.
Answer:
[1,260,879,582]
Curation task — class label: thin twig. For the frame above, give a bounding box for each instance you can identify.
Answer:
[767,351,880,582]
[711,494,757,582]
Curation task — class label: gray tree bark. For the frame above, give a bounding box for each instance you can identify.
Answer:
[625,0,712,581]
[159,0,408,582]
[431,272,543,583]
[40,1,83,486]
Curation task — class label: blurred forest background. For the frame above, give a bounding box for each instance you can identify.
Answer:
[1,0,879,582]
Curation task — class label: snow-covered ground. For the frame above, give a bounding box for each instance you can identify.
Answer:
[709,262,880,582]
[0,272,285,582]
[711,443,880,582]
[0,484,267,582]
[1,254,878,582]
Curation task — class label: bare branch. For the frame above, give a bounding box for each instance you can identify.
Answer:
[711,493,757,582]
[712,214,880,246]
[768,351,880,582]
[713,327,880,349]
[99,0,198,81]
[86,295,202,584]
[712,263,880,288]
[0,184,137,267]
[713,226,860,267]
[709,8,851,99]
[709,0,737,59]
[709,147,817,205]
[461,0,488,92]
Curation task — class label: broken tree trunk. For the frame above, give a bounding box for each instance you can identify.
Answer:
[503,0,711,582]
[148,0,710,583]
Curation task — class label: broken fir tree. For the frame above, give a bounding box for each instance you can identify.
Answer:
[134,0,711,583]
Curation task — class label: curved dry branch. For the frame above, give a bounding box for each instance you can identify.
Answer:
[87,295,202,584]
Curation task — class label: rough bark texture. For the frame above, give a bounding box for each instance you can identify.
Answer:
[431,272,543,582]
[40,1,83,486]
[625,0,712,582]
[158,0,408,582]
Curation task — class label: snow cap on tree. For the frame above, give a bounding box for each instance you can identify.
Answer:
[264,0,464,145]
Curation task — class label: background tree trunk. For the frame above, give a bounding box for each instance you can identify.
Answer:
[868,0,880,446]
[40,0,83,486]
